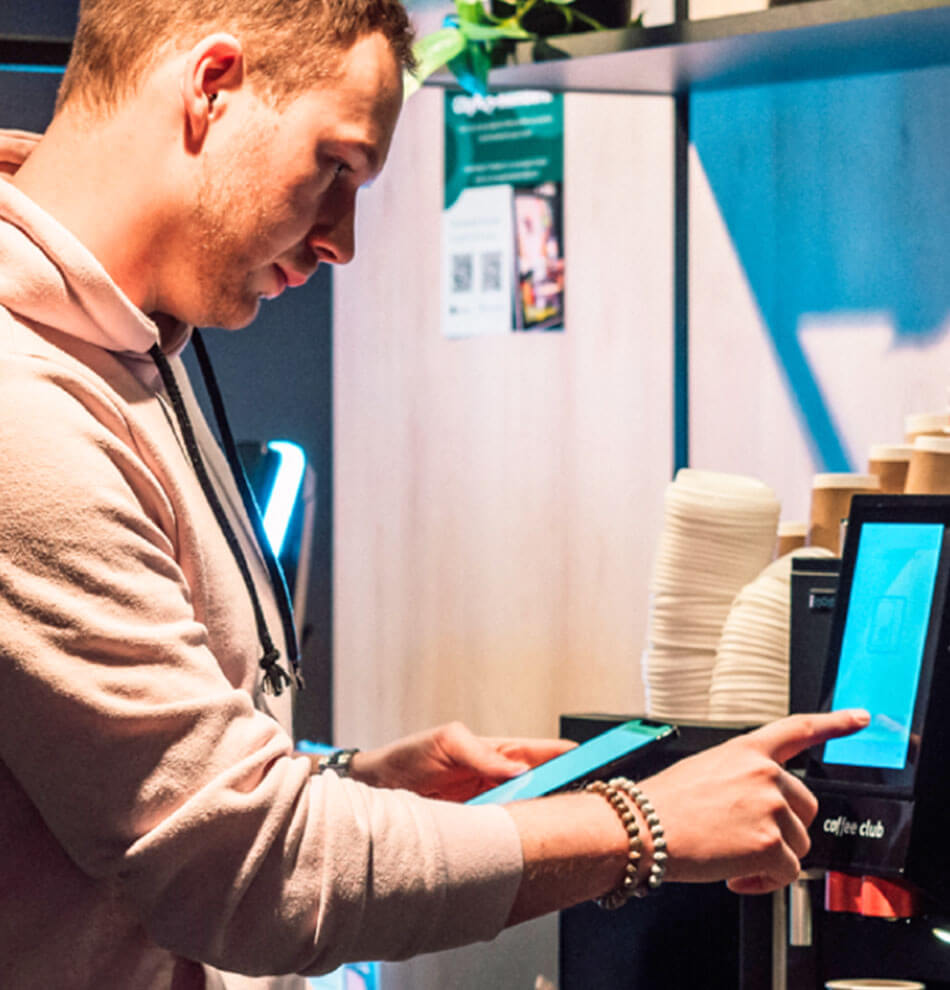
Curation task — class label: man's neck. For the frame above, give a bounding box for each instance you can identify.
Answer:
[11,106,170,313]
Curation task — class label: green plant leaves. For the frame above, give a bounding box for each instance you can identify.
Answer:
[405,0,628,99]
[406,7,528,98]
[458,21,534,41]
[447,41,494,96]
[455,0,493,24]
[406,26,468,98]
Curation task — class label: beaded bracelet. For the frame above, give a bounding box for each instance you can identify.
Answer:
[610,777,668,895]
[584,779,642,909]
[584,776,667,908]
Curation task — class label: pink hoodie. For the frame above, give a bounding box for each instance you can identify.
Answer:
[0,130,523,989]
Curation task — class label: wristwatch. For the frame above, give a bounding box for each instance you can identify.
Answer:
[317,747,360,778]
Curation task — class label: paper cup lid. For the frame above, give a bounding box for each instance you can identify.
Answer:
[777,520,807,536]
[673,467,773,495]
[913,435,950,454]
[812,473,881,490]
[825,981,925,989]
[905,411,950,434]
[869,444,914,462]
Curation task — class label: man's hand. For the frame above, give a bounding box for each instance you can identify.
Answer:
[640,709,870,894]
[348,721,574,802]
[503,708,870,925]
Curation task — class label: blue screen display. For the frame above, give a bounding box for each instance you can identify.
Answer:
[824,522,943,770]
[467,720,671,805]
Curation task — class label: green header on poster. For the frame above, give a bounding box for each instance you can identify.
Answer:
[444,90,564,210]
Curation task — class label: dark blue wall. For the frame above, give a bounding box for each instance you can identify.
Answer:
[0,4,77,39]
[186,294,335,743]
[0,69,63,128]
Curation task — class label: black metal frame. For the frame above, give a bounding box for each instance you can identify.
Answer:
[0,37,71,68]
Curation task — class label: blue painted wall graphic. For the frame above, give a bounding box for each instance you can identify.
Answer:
[691,66,950,471]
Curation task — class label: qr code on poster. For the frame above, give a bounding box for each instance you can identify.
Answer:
[481,251,502,292]
[451,253,473,293]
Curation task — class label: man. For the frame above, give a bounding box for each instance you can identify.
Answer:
[0,0,867,987]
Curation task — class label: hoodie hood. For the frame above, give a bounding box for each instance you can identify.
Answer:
[0,129,299,693]
[0,128,188,357]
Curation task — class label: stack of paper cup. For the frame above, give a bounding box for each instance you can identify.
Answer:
[775,520,807,557]
[808,473,881,555]
[868,443,914,494]
[708,547,834,724]
[905,436,950,494]
[643,469,781,722]
[905,411,950,444]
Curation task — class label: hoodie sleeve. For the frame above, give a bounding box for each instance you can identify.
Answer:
[0,348,524,976]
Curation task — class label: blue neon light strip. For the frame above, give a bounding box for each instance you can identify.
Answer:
[0,64,64,74]
[262,441,305,557]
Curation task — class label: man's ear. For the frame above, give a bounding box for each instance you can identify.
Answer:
[181,33,245,149]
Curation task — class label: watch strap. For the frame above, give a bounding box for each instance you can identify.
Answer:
[317,747,360,778]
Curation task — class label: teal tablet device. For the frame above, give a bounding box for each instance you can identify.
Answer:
[467,718,676,805]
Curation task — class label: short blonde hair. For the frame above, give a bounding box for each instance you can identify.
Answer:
[57,0,415,113]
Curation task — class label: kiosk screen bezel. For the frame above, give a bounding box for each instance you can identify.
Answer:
[806,494,950,794]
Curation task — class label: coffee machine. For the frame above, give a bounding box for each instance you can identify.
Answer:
[790,494,950,987]
[804,494,950,901]
[560,495,950,989]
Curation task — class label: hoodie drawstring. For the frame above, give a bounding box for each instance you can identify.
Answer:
[149,334,304,695]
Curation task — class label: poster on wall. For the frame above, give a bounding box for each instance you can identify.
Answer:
[442,90,565,338]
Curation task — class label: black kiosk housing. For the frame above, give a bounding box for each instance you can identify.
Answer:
[805,494,950,903]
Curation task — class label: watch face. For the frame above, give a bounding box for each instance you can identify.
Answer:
[321,748,358,777]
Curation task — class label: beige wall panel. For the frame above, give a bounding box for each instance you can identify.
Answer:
[334,88,674,750]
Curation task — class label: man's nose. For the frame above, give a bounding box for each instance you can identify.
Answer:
[307,205,355,266]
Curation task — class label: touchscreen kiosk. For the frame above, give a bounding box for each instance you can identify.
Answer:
[805,495,950,901]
